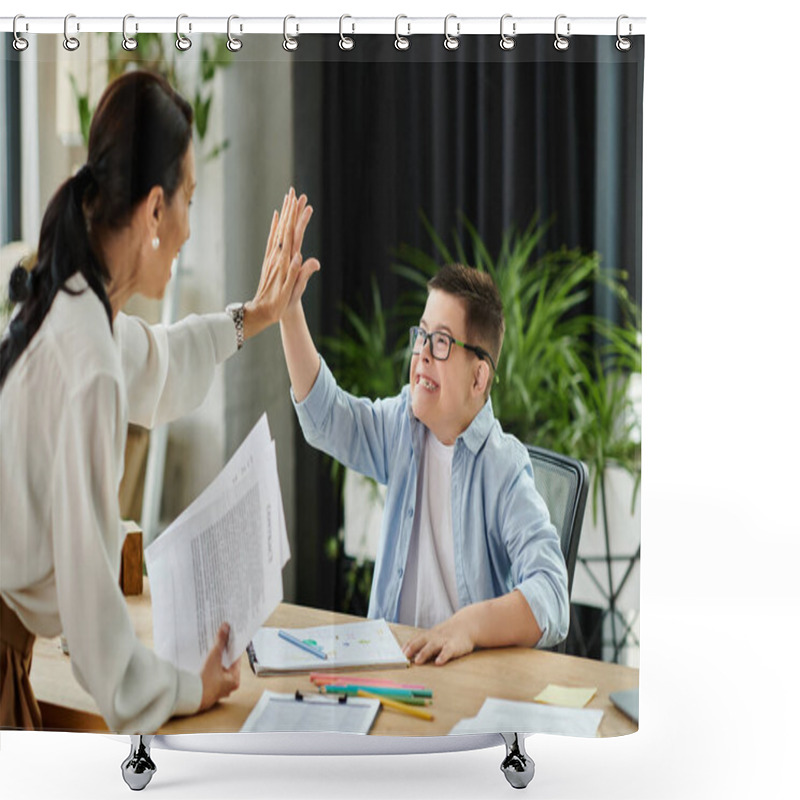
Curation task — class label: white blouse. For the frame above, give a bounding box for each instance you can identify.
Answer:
[0,274,237,733]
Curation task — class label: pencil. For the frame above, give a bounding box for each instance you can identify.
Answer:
[357,689,434,721]
[322,684,432,699]
[322,686,430,706]
[278,629,328,660]
[310,673,428,691]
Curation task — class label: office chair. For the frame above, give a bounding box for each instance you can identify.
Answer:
[526,445,589,654]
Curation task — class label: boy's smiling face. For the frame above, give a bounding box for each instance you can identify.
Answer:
[409,289,488,445]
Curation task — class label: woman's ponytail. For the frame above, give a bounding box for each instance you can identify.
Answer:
[0,69,192,390]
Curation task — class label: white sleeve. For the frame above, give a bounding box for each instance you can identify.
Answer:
[115,311,237,429]
[51,370,202,733]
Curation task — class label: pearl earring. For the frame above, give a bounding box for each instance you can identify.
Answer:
[152,236,160,251]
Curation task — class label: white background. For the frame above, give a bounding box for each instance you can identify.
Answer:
[3,1,798,798]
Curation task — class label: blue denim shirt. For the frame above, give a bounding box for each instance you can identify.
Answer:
[292,356,569,649]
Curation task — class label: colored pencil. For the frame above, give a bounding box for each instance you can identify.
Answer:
[357,689,434,721]
[278,629,328,660]
[321,686,430,705]
[309,672,428,691]
[321,684,432,699]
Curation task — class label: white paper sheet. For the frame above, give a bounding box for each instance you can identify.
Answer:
[448,697,603,738]
[240,690,381,734]
[145,414,289,674]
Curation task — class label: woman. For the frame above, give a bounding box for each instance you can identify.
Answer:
[0,71,315,732]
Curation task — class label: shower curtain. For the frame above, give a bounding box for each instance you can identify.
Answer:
[1,19,643,746]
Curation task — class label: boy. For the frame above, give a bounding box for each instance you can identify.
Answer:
[280,259,568,665]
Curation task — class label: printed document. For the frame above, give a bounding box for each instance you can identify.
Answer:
[145,414,289,673]
[240,690,380,734]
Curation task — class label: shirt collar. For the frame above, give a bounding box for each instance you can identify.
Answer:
[406,389,496,454]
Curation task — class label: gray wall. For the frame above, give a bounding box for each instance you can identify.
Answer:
[222,42,297,601]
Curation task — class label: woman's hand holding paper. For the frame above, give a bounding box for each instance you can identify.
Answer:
[198,623,241,713]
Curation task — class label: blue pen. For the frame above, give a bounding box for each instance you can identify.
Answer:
[278,629,328,660]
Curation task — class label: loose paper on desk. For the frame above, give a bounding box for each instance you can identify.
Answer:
[145,414,289,674]
[240,690,380,734]
[449,697,603,738]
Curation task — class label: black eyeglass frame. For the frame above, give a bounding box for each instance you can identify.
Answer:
[409,326,498,375]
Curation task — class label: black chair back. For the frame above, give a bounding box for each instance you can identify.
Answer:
[525,445,588,603]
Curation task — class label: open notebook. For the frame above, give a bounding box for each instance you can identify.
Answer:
[248,619,410,676]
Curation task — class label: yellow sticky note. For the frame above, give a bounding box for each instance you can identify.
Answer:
[533,684,597,708]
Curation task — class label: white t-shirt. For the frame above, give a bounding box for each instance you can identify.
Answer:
[398,429,460,629]
[0,274,237,732]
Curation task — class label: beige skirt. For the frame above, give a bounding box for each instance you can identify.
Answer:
[0,595,42,730]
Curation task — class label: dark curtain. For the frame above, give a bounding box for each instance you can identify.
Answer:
[291,35,644,610]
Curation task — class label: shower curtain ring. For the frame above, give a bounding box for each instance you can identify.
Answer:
[122,15,138,51]
[12,15,29,52]
[175,14,192,51]
[283,15,299,51]
[339,15,355,50]
[616,15,632,51]
[395,15,410,51]
[444,14,460,51]
[500,14,516,50]
[63,14,80,51]
[554,14,570,51]
[227,15,243,51]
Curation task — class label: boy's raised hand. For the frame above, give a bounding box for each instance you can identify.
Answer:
[285,193,320,313]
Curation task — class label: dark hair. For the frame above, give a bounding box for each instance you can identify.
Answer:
[0,70,193,388]
[428,263,505,374]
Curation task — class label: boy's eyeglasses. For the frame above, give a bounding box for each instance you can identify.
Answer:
[409,326,498,375]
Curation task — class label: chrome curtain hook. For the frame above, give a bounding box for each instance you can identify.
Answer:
[444,14,460,51]
[227,15,243,51]
[394,14,410,51]
[12,15,29,52]
[616,15,632,51]
[500,14,516,51]
[554,14,570,51]
[339,15,355,51]
[175,14,192,51]
[283,15,299,51]
[122,15,138,51]
[63,13,80,52]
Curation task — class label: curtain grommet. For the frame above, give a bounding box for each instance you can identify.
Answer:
[616,15,632,51]
[175,14,192,51]
[12,15,29,52]
[122,14,138,51]
[554,14,570,51]
[63,13,80,52]
[394,15,410,51]
[444,14,460,51]
[500,14,516,51]
[227,15,243,52]
[339,15,355,51]
[283,15,299,52]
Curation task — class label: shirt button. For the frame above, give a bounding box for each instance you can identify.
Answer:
[398,568,403,578]
[407,507,414,518]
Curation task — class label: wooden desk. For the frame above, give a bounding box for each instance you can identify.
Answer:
[30,581,638,738]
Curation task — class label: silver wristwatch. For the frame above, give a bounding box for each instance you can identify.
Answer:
[225,302,245,350]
